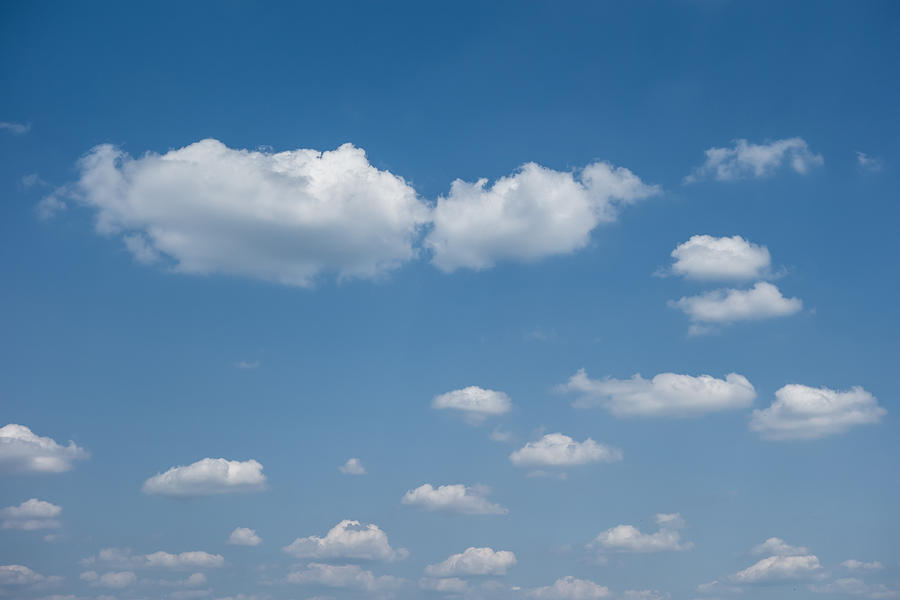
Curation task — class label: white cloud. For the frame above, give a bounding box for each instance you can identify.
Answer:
[431,386,512,425]
[1,498,62,530]
[92,571,137,589]
[285,563,405,592]
[527,576,611,599]
[426,161,659,272]
[0,424,89,473]
[560,370,755,417]
[81,548,224,570]
[856,152,884,172]
[339,458,366,475]
[670,281,802,332]
[425,547,517,577]
[752,537,809,556]
[227,527,262,546]
[589,513,692,553]
[750,384,886,440]
[685,137,823,182]
[419,577,469,593]
[622,591,669,600]
[142,458,266,496]
[509,433,622,467]
[669,235,771,281]
[401,483,508,515]
[74,140,430,287]
[842,560,884,571]
[0,121,30,134]
[0,564,50,585]
[730,555,824,583]
[812,578,900,598]
[283,519,407,561]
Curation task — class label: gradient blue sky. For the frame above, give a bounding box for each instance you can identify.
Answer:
[1,2,899,600]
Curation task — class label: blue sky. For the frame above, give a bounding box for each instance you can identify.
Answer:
[1,2,899,599]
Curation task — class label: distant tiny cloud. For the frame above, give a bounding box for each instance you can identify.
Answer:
[338,458,366,475]
[0,121,30,134]
[227,527,262,546]
[142,458,267,497]
[0,499,62,530]
[402,483,508,515]
[856,151,883,172]
[685,137,823,182]
[841,559,883,571]
[234,360,260,370]
[750,384,886,440]
[432,386,512,425]
[509,433,622,468]
[589,513,693,553]
[489,426,513,443]
[0,424,89,473]
[527,575,611,599]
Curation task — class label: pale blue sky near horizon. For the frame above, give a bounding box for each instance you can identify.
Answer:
[1,2,899,600]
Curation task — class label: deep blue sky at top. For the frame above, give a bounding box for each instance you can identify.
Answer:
[0,2,899,600]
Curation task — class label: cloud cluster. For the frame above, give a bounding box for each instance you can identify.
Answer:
[142,458,266,496]
[82,547,224,570]
[426,161,660,272]
[669,235,771,281]
[402,483,508,515]
[509,433,622,467]
[589,513,692,553]
[425,547,517,576]
[750,384,886,440]
[432,386,513,424]
[685,137,823,182]
[0,498,61,530]
[0,424,89,473]
[283,520,407,561]
[561,370,755,417]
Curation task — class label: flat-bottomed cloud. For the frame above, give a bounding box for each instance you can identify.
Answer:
[283,519,407,561]
[0,424,89,473]
[510,433,622,467]
[401,483,508,515]
[142,458,266,496]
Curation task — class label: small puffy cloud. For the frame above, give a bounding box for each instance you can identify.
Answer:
[560,370,755,417]
[93,571,137,589]
[81,547,224,570]
[1,498,62,530]
[227,527,262,546]
[856,152,884,172]
[419,577,469,593]
[527,576,611,599]
[142,458,266,496]
[752,537,809,556]
[73,140,430,287]
[750,384,886,440]
[589,513,692,553]
[685,137,823,182]
[842,560,884,571]
[426,161,659,272]
[286,563,405,592]
[339,458,366,475]
[509,433,622,468]
[0,424,89,473]
[431,387,512,425]
[730,555,824,583]
[812,578,900,598]
[669,282,802,332]
[0,564,51,585]
[0,121,30,134]
[425,547,517,577]
[401,483,508,515]
[283,519,407,561]
[668,235,771,281]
